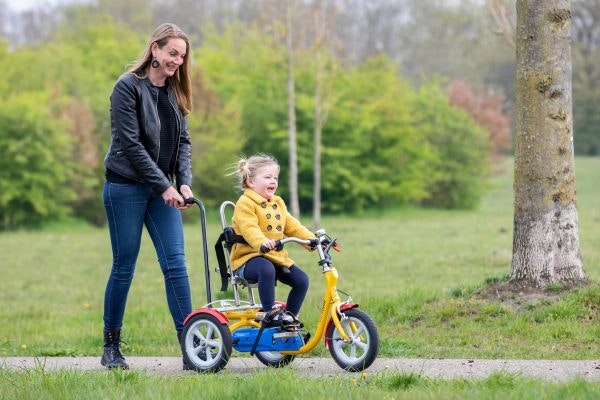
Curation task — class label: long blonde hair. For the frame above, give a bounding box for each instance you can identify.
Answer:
[232,154,279,191]
[129,23,192,115]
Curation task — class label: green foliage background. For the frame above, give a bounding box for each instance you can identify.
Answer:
[0,13,491,229]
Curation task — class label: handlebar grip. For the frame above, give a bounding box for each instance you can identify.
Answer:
[184,197,198,205]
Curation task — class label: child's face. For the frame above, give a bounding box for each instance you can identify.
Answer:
[248,164,279,200]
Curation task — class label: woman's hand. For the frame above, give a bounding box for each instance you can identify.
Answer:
[162,185,194,209]
[177,185,194,210]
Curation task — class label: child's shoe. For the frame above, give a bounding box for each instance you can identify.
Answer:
[265,306,302,331]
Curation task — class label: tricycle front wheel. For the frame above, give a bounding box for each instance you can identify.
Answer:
[325,308,379,372]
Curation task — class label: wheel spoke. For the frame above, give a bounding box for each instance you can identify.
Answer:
[192,345,204,356]
[206,325,214,340]
[349,324,365,340]
[206,339,222,349]
[193,329,206,342]
[349,343,357,359]
[204,349,216,361]
[353,339,369,352]
[342,319,365,341]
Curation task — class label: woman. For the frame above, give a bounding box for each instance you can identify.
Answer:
[101,23,194,370]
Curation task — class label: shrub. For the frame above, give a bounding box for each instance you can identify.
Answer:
[413,80,491,209]
[0,92,76,229]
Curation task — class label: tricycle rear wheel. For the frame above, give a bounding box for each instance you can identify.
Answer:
[182,313,232,373]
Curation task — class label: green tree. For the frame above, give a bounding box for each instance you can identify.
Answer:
[572,0,600,155]
[413,80,490,209]
[195,26,289,191]
[187,69,244,207]
[0,92,76,229]
[3,17,142,226]
[573,87,600,155]
[313,56,436,213]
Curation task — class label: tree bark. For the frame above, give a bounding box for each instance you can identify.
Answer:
[312,50,323,229]
[511,0,586,287]
[286,0,300,217]
[312,0,326,229]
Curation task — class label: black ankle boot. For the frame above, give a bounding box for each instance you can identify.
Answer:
[177,330,196,371]
[101,330,129,369]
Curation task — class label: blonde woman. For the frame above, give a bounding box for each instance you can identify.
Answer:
[101,23,194,369]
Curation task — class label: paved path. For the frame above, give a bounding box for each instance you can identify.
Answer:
[2,357,600,381]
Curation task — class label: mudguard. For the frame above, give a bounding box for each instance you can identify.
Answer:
[183,308,229,325]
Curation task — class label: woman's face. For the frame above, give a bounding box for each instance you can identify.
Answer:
[248,164,279,200]
[152,38,187,77]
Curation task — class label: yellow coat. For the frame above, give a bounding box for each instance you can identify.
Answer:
[230,189,315,270]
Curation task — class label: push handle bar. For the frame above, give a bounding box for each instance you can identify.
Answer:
[184,197,201,206]
[182,196,214,305]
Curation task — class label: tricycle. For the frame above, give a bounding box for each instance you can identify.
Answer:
[180,198,379,373]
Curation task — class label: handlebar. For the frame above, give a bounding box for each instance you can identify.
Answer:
[259,237,318,253]
[260,235,338,253]
[184,197,201,206]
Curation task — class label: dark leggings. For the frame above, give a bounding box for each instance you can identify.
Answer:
[243,257,309,316]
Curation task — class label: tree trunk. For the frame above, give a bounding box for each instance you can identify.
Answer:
[511,0,586,287]
[312,0,326,230]
[312,58,323,229]
[286,0,300,217]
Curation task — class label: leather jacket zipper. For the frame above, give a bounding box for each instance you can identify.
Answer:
[169,93,181,179]
[153,88,161,163]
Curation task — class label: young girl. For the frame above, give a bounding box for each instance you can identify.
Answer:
[230,154,315,328]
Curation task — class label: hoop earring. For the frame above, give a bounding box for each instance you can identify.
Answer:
[151,58,160,68]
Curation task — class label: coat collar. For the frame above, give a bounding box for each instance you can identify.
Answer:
[243,188,281,205]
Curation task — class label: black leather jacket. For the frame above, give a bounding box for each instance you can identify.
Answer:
[103,72,192,194]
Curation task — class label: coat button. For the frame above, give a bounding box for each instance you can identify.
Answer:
[276,226,282,232]
[275,214,281,220]
[267,225,273,231]
[261,202,267,208]
[266,213,271,219]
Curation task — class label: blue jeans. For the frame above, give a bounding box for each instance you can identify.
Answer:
[102,181,192,332]
[241,257,309,316]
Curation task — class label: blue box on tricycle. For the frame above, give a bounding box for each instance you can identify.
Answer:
[232,327,303,352]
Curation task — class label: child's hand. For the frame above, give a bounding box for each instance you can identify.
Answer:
[261,239,278,251]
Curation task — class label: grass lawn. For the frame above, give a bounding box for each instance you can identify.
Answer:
[1,157,599,398]
[0,158,600,399]
[1,157,599,358]
[1,367,599,400]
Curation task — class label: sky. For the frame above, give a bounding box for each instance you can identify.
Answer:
[4,0,79,12]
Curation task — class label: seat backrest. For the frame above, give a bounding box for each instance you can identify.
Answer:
[217,201,259,306]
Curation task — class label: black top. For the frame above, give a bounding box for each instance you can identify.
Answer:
[156,84,177,178]
[106,83,178,185]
